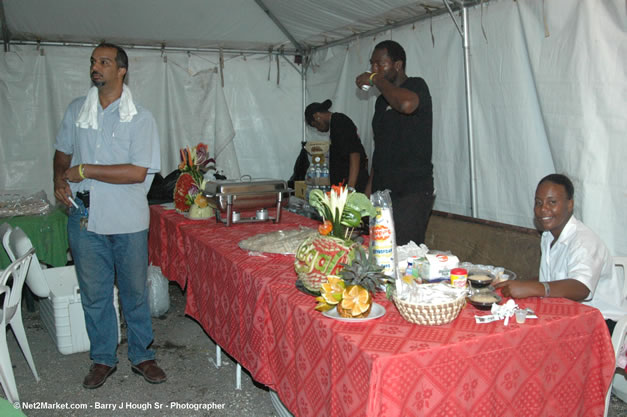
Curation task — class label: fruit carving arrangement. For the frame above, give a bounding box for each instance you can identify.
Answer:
[294,184,375,294]
[172,143,215,213]
[294,234,358,293]
[315,246,388,318]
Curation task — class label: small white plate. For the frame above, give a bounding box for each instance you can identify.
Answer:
[322,302,386,322]
[160,202,175,210]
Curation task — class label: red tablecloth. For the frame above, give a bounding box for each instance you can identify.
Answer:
[148,206,615,417]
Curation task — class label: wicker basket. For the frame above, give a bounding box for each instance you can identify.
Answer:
[393,286,466,326]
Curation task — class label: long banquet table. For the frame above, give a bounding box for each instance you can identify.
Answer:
[148,205,615,417]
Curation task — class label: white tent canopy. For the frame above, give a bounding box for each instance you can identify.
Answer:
[1,0,453,52]
[1,0,626,257]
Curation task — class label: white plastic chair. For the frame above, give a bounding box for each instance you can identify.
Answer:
[5,227,52,299]
[0,248,39,404]
[0,223,12,270]
[604,256,627,416]
[7,226,121,353]
[0,223,11,242]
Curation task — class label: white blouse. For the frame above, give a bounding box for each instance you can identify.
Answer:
[539,216,626,321]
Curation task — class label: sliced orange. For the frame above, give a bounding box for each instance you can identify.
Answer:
[340,285,371,316]
[314,296,334,312]
[320,275,345,305]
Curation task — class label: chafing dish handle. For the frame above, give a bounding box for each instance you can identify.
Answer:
[226,194,234,226]
[275,191,283,223]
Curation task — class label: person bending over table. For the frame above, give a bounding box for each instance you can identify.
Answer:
[305,100,369,192]
[53,43,166,389]
[495,174,625,334]
[355,40,434,245]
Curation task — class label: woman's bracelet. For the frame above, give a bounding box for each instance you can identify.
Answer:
[369,72,377,86]
[78,164,86,180]
[541,282,550,297]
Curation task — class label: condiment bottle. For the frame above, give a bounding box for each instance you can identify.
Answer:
[402,259,414,284]
[450,268,468,288]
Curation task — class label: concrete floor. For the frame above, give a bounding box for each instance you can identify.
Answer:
[3,283,278,417]
[3,283,627,417]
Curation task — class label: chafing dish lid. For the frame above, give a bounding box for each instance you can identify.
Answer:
[203,179,288,197]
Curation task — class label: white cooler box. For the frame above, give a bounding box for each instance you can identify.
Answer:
[8,226,121,355]
[37,265,121,355]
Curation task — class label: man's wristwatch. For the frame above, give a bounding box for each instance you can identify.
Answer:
[541,282,550,297]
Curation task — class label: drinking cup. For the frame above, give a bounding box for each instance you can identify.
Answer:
[361,72,372,91]
[515,309,527,324]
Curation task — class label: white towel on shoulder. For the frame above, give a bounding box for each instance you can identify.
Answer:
[75,84,138,129]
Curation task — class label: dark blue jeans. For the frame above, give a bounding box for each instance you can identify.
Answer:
[68,203,155,367]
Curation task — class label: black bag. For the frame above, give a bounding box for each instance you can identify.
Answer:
[148,169,181,205]
[288,142,310,184]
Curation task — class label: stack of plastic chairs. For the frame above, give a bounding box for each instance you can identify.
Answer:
[0,223,11,274]
[0,243,39,404]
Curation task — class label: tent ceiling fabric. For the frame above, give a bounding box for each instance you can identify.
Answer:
[259,0,450,50]
[1,0,458,52]
[1,0,287,51]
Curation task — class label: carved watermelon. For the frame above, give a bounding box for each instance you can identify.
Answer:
[294,234,358,293]
[173,172,195,212]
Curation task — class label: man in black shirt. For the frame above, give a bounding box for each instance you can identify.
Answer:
[356,40,434,245]
[305,99,369,192]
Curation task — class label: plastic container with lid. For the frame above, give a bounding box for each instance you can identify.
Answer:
[450,267,468,288]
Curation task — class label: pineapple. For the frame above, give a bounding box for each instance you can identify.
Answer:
[335,246,389,318]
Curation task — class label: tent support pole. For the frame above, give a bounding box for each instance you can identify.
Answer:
[254,0,303,53]
[444,0,477,218]
[302,57,309,145]
[0,0,11,52]
[8,40,299,56]
[280,54,301,75]
[461,5,477,218]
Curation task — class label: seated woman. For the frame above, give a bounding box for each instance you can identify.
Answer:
[495,174,625,333]
[305,100,369,192]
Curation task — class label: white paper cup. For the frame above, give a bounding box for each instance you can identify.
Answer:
[515,309,527,324]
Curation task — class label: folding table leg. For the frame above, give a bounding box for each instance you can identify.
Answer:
[209,344,241,390]
[209,345,221,368]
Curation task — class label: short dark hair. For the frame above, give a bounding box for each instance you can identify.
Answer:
[538,174,574,200]
[96,42,128,75]
[374,40,406,70]
[305,99,332,125]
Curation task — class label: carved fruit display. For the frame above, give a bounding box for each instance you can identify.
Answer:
[294,235,358,293]
[173,172,195,212]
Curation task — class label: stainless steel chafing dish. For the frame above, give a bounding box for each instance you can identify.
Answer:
[202,178,291,226]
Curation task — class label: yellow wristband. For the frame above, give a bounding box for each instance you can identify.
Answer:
[369,72,378,86]
[78,164,86,179]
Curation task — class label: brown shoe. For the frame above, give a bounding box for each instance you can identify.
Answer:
[83,363,117,389]
[131,360,167,384]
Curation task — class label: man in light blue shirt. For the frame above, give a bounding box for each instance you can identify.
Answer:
[53,43,166,389]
